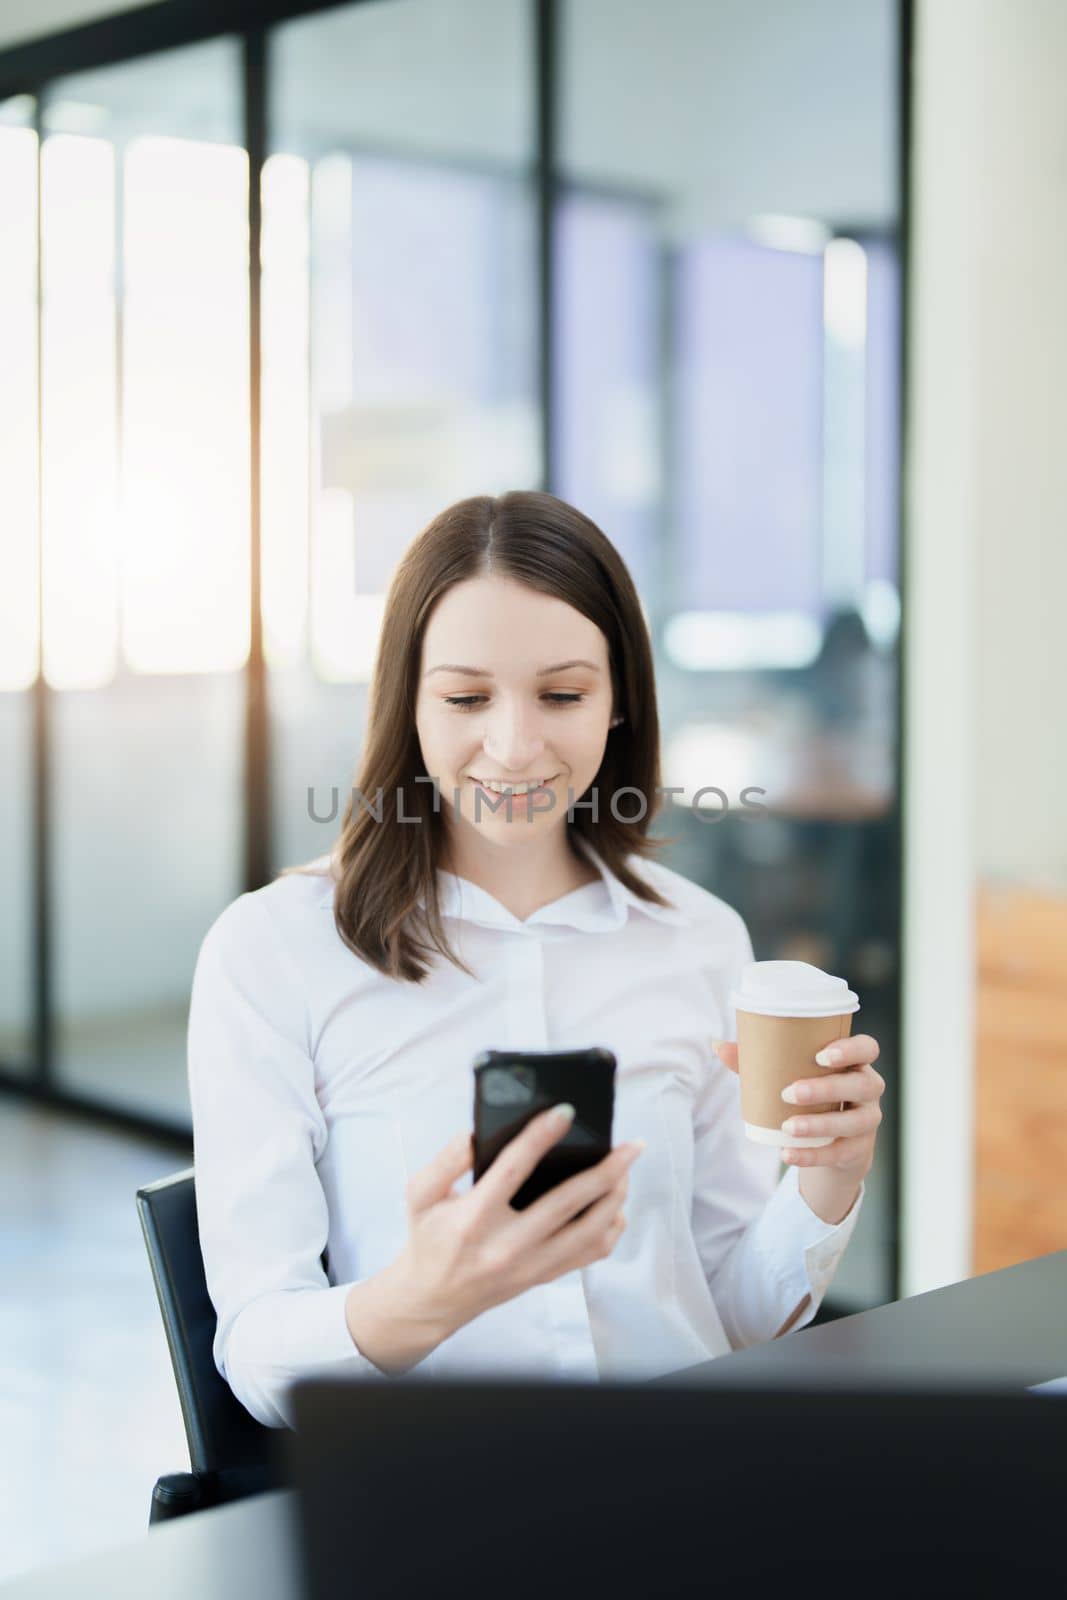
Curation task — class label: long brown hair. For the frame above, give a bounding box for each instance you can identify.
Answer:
[281,490,678,982]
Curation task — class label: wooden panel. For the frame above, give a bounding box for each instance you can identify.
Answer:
[976,884,1067,989]
[973,882,1067,1276]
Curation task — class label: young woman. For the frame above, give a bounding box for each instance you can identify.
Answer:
[188,490,885,1429]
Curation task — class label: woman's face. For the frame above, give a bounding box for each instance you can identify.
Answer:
[415,575,616,843]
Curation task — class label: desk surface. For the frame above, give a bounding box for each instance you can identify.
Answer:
[652,1244,1067,1389]
[5,1248,1066,1599]
[0,1489,301,1600]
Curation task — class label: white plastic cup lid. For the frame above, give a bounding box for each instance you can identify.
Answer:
[730,960,860,1019]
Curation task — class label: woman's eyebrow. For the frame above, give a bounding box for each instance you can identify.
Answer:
[423,659,601,678]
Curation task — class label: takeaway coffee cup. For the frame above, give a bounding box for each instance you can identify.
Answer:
[729,961,860,1148]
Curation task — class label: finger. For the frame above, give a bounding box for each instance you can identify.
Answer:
[782,1103,882,1142]
[406,1129,473,1215]
[813,1034,881,1070]
[711,1040,740,1074]
[510,1143,642,1245]
[782,1133,873,1168]
[472,1103,577,1212]
[530,1180,628,1280]
[783,1063,885,1107]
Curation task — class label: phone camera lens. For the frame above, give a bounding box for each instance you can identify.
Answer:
[481,1067,535,1106]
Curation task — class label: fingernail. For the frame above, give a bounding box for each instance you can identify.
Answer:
[815,1047,841,1067]
[781,1085,799,1104]
[551,1102,576,1125]
[711,1039,725,1056]
[626,1138,647,1159]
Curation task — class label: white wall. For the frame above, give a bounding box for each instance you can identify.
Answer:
[0,1,143,51]
[970,0,1067,892]
[903,0,1067,1295]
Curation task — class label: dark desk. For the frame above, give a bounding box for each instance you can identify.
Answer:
[5,1249,1066,1599]
[652,1245,1067,1390]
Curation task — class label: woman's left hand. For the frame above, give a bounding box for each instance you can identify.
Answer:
[712,1034,886,1225]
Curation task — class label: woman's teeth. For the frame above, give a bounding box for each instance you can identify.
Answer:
[471,776,554,795]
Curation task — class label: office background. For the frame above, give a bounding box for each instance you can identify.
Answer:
[1,0,1064,1586]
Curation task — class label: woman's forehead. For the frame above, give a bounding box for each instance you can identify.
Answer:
[421,578,609,668]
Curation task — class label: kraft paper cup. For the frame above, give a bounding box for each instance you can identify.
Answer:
[729,961,860,1148]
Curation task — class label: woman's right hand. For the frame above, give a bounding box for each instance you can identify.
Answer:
[392,1104,644,1339]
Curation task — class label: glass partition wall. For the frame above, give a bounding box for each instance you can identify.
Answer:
[555,0,902,1309]
[0,0,905,1311]
[264,0,539,873]
[40,40,248,1125]
[0,94,38,1081]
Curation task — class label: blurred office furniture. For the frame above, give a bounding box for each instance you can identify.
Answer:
[806,606,880,730]
[975,884,1067,1275]
[136,1170,288,1523]
[697,719,898,988]
[9,1246,1067,1598]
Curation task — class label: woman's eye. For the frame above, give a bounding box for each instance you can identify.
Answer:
[443,694,585,712]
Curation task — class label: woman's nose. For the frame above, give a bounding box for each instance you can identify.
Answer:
[482,703,547,770]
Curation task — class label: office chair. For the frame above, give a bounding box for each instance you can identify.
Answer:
[136,1168,291,1524]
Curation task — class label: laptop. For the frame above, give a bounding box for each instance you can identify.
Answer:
[286,1372,1067,1593]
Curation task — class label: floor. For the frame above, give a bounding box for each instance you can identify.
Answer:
[0,1100,191,1587]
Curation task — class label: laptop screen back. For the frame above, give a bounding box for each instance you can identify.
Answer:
[287,1374,1066,1593]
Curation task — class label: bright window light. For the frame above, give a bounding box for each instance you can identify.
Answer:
[663,721,778,812]
[261,152,311,668]
[822,236,869,611]
[824,236,868,350]
[747,214,829,255]
[40,98,109,136]
[121,135,250,675]
[663,610,823,671]
[861,578,900,650]
[40,133,119,691]
[310,488,386,683]
[0,123,39,692]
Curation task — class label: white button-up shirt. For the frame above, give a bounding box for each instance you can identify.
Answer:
[188,840,864,1429]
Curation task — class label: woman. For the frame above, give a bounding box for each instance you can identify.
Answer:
[188,490,885,1430]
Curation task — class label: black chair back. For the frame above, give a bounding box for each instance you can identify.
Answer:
[136,1168,288,1510]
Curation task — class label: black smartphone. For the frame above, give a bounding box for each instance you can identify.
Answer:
[472,1047,616,1211]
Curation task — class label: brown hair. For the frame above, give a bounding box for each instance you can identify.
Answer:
[281,490,678,982]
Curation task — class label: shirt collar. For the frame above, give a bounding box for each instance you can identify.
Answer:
[316,839,688,934]
[561,837,689,933]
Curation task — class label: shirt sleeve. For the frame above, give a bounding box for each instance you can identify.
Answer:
[187,891,383,1429]
[689,908,865,1351]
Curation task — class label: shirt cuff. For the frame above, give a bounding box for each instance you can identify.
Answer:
[759,1163,866,1324]
[309,1281,387,1367]
[223,1282,390,1429]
